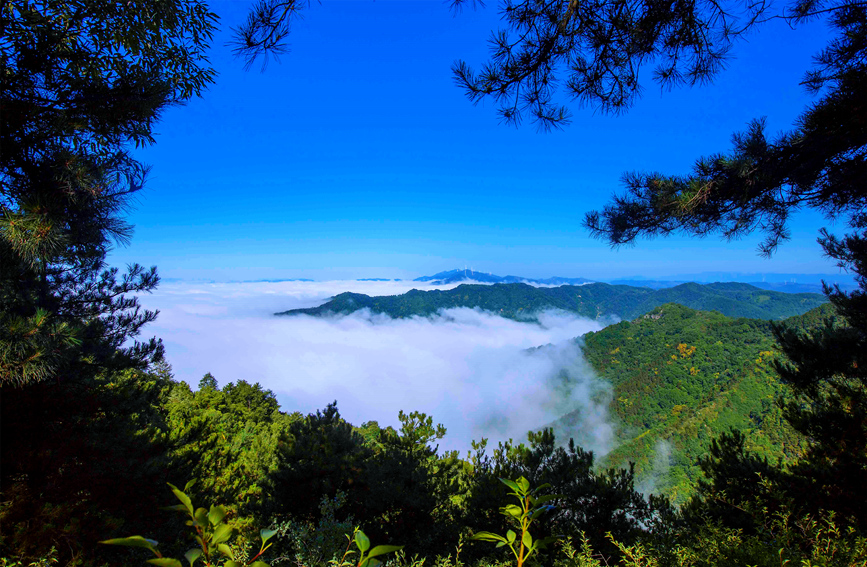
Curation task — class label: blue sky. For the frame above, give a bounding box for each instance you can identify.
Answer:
[107,0,845,281]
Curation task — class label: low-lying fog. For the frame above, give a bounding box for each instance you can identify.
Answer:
[136,280,614,454]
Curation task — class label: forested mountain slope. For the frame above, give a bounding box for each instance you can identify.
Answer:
[276,282,827,321]
[562,303,836,502]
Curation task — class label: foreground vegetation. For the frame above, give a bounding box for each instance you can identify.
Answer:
[3,0,866,565]
[3,317,866,567]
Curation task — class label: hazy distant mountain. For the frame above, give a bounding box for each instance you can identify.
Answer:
[276,281,827,321]
[413,268,593,285]
[610,272,857,293]
[241,278,315,283]
[412,268,851,293]
[654,271,856,285]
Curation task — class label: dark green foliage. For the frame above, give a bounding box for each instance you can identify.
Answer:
[266,491,357,567]
[463,430,673,563]
[471,476,563,567]
[277,282,826,322]
[101,482,278,567]
[676,429,867,567]
[772,231,867,527]
[449,0,765,128]
[266,404,464,557]
[1,4,215,557]
[361,413,466,554]
[267,402,373,522]
[0,368,176,564]
[1,0,217,386]
[681,429,783,530]
[582,1,866,258]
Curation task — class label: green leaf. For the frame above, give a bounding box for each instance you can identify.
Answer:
[502,504,523,518]
[212,523,233,545]
[208,505,227,526]
[250,562,270,567]
[224,562,243,567]
[217,543,235,559]
[506,530,516,543]
[366,545,403,559]
[359,558,381,567]
[147,560,182,567]
[260,527,278,543]
[355,530,371,552]
[184,548,202,566]
[99,536,158,552]
[517,477,530,493]
[495,541,507,548]
[193,507,208,527]
[522,530,533,550]
[168,483,194,515]
[499,478,520,493]
[471,531,507,543]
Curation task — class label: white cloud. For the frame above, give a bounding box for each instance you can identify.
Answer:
[137,280,613,454]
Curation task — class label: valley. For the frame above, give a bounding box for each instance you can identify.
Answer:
[275,278,833,504]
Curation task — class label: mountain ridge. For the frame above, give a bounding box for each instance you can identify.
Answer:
[275,281,827,321]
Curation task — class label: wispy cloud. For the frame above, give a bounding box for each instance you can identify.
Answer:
[138,281,612,454]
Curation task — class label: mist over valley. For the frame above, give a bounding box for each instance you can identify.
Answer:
[138,272,830,466]
[138,279,615,454]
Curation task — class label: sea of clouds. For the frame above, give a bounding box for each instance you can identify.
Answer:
[136,280,614,454]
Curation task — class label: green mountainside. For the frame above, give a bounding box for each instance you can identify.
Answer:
[563,303,837,502]
[276,282,827,321]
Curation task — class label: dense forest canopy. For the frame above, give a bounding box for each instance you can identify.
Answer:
[574,303,825,501]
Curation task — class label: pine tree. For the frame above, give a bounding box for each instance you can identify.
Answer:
[1,0,217,386]
[774,231,867,525]
[1,2,217,562]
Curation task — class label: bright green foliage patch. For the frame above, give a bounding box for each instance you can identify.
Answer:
[573,303,834,501]
[163,379,299,538]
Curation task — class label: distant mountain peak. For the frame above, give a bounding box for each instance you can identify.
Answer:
[413,269,593,286]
